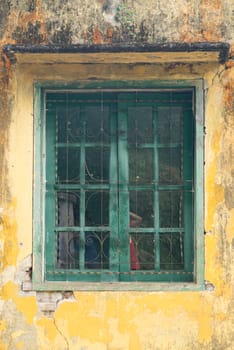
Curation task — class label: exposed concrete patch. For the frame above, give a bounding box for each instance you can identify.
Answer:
[36,292,63,318]
[15,254,32,285]
[0,265,16,287]
[205,281,215,292]
[0,301,37,350]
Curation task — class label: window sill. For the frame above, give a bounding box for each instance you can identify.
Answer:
[26,280,205,292]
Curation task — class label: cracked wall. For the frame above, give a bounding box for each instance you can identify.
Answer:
[0,1,234,350]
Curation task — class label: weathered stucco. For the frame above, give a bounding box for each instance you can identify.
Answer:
[0,1,234,349]
[0,0,233,45]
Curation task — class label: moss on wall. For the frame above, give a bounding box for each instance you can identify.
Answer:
[0,0,232,45]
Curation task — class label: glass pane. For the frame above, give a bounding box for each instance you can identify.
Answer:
[160,233,184,270]
[85,147,109,183]
[85,231,109,269]
[85,107,110,143]
[57,191,80,226]
[128,107,154,144]
[130,233,155,270]
[57,107,81,143]
[158,107,182,143]
[57,147,80,183]
[129,149,154,184]
[158,147,181,184]
[85,191,109,226]
[57,232,79,269]
[159,191,183,228]
[130,191,154,227]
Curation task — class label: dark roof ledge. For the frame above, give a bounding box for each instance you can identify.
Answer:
[2,42,230,65]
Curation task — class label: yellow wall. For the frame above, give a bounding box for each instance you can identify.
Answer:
[0,58,234,349]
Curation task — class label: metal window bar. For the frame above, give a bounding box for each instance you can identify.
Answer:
[45,90,194,282]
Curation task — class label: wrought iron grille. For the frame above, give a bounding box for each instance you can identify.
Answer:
[45,90,194,282]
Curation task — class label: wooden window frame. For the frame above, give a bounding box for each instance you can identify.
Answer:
[33,80,204,291]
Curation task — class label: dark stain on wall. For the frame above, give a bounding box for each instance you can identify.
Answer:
[28,0,36,12]
[225,187,234,210]
[49,22,72,45]
[102,0,115,13]
[0,0,10,39]
[12,21,44,44]
[0,74,12,204]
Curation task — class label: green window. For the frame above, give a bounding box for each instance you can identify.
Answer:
[33,82,204,289]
